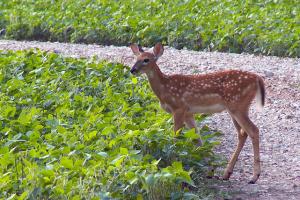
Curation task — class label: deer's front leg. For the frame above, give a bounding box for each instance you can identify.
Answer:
[173,109,186,133]
[184,113,197,130]
[185,113,202,146]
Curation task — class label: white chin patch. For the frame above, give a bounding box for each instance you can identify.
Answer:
[147,71,154,78]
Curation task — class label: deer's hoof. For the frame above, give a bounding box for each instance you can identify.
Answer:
[248,174,260,184]
[206,175,220,180]
[222,171,232,180]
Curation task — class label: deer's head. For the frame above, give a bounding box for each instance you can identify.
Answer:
[130,43,164,75]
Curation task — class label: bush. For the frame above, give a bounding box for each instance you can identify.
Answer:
[0,0,299,57]
[0,50,222,199]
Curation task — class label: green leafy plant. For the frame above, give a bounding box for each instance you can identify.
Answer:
[0,50,222,199]
[0,0,299,57]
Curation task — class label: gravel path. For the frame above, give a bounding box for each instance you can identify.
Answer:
[1,40,300,199]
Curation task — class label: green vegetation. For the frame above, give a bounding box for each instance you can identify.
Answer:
[0,50,222,199]
[0,0,299,57]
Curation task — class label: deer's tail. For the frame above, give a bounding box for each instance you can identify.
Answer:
[255,77,265,111]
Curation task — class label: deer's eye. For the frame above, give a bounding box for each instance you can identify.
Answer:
[143,58,150,63]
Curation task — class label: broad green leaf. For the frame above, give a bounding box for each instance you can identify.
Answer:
[184,129,200,140]
[172,161,183,171]
[120,147,128,155]
[111,155,125,167]
[132,77,138,84]
[60,157,73,169]
[97,151,108,158]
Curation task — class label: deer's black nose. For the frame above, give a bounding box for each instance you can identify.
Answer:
[130,67,137,74]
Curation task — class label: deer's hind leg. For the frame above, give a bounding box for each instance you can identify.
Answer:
[229,111,261,184]
[223,116,248,180]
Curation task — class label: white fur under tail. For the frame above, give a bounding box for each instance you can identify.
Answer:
[255,81,263,112]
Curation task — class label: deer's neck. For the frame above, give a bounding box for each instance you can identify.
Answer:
[145,64,167,99]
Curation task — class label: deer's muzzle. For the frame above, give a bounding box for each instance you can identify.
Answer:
[130,67,137,74]
[130,61,142,74]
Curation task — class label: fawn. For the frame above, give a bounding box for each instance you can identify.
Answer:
[129,43,265,184]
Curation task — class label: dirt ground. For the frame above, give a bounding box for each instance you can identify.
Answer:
[1,40,299,199]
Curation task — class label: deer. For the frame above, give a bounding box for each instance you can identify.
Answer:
[129,43,265,184]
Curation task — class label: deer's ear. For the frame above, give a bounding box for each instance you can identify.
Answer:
[153,43,164,59]
[130,44,141,56]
